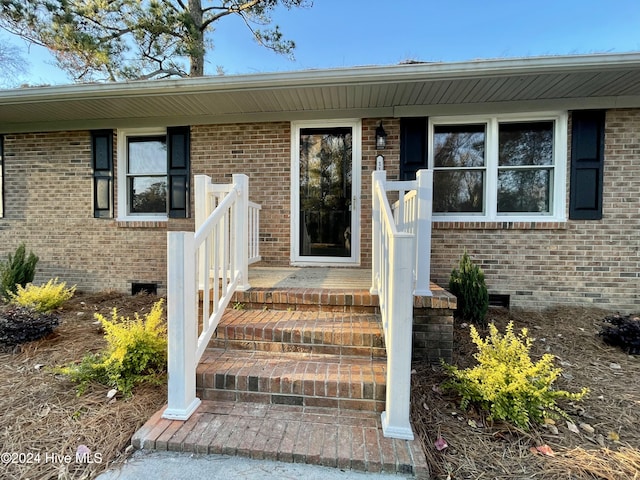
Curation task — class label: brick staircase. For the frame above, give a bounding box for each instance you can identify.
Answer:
[198,309,387,412]
[133,284,430,478]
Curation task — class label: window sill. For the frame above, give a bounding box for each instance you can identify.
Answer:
[116,218,168,229]
[433,221,567,230]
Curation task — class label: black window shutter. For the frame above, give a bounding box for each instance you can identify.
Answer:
[91,130,113,218]
[569,110,605,220]
[399,117,428,180]
[167,126,190,218]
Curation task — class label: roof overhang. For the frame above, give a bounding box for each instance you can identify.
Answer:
[3,53,640,133]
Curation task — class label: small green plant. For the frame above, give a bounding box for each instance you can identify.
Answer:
[0,243,39,299]
[443,322,588,430]
[58,299,167,396]
[9,278,76,313]
[232,301,245,310]
[449,250,489,326]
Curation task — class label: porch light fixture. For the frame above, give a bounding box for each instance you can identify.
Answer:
[375,122,387,150]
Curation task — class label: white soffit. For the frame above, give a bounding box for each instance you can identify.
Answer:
[2,53,640,132]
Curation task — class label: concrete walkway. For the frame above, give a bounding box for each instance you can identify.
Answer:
[97,450,413,480]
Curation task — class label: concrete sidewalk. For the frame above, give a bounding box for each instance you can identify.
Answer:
[97,450,413,480]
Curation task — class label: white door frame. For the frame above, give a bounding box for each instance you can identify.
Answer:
[290,119,362,266]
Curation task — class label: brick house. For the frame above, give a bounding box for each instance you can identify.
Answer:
[1,52,639,312]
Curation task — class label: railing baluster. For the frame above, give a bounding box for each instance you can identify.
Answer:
[202,242,210,331]
[213,221,219,314]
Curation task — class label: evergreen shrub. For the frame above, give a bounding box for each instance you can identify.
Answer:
[449,250,489,326]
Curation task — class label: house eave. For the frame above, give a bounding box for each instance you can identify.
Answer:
[3,52,640,133]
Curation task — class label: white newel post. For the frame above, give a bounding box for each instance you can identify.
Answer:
[413,169,433,296]
[162,232,201,420]
[370,170,385,295]
[381,231,415,440]
[233,174,251,291]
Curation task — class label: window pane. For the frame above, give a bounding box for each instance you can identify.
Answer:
[498,169,551,213]
[299,127,353,258]
[434,124,485,168]
[499,121,553,166]
[128,137,166,174]
[434,170,484,213]
[130,177,167,214]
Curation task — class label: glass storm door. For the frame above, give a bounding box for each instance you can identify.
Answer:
[292,121,361,264]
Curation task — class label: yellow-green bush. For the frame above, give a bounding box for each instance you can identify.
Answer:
[9,278,76,312]
[444,322,588,430]
[59,299,167,396]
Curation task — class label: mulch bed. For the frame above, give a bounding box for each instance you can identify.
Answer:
[411,306,640,479]
[0,292,166,480]
[2,292,639,479]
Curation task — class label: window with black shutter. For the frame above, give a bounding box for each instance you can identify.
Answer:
[116,126,190,220]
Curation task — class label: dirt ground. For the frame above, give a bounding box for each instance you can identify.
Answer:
[1,292,639,479]
[411,306,640,480]
[0,292,166,480]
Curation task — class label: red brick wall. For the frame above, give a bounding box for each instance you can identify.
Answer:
[0,131,169,293]
[430,109,639,312]
[0,119,394,294]
[0,112,637,312]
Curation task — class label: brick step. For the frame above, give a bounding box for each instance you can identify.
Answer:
[229,287,379,313]
[196,348,386,413]
[210,309,386,358]
[133,400,429,477]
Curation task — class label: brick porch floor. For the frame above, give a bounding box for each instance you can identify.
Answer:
[133,267,438,478]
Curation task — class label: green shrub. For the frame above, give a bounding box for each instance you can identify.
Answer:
[58,299,167,396]
[443,322,588,430]
[9,278,76,313]
[449,250,489,326]
[0,243,39,300]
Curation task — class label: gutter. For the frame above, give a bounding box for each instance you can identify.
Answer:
[2,52,640,105]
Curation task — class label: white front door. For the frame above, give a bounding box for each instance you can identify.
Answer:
[291,120,361,265]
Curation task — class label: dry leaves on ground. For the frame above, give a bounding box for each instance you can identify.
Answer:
[412,306,640,480]
[0,292,166,480]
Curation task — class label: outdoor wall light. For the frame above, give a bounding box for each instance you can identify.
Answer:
[375,122,387,150]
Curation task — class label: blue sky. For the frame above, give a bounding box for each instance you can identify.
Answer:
[4,0,640,85]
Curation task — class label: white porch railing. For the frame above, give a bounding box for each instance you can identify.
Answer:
[163,174,260,420]
[370,169,433,440]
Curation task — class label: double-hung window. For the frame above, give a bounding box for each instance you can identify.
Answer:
[117,129,168,220]
[127,135,167,215]
[429,113,567,221]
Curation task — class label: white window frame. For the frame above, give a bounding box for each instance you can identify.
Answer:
[117,128,168,222]
[428,112,568,222]
[290,119,362,266]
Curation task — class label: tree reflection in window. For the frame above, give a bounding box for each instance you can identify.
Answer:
[127,136,167,215]
[299,127,352,257]
[433,124,485,213]
[498,122,553,213]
